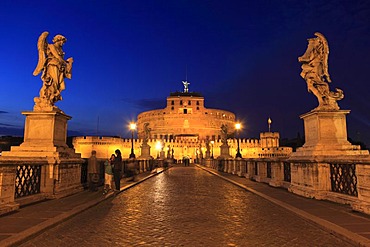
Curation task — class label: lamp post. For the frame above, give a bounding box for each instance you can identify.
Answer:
[210,141,214,159]
[129,122,136,159]
[235,123,242,158]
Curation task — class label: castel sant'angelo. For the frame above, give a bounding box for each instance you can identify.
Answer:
[136,81,235,141]
[73,81,291,160]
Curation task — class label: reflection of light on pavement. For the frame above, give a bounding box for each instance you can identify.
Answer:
[215,182,252,227]
[151,174,168,222]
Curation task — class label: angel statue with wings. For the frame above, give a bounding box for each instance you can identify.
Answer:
[298,32,343,110]
[33,31,73,111]
[142,122,151,144]
[220,124,229,145]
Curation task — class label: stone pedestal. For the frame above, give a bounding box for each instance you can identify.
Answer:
[139,143,152,159]
[20,110,69,150]
[205,150,211,159]
[219,144,231,158]
[1,110,84,202]
[295,109,368,157]
[160,150,165,159]
[289,109,370,211]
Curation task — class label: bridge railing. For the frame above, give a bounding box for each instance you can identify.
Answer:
[0,156,163,216]
[198,157,370,215]
[0,158,83,216]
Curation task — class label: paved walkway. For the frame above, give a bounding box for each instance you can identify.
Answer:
[0,165,369,246]
[197,165,370,247]
[0,168,165,247]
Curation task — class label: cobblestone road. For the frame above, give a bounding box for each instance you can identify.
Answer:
[21,166,354,246]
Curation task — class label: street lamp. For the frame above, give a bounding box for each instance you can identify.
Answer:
[210,141,214,159]
[155,141,162,159]
[235,123,242,158]
[129,122,136,158]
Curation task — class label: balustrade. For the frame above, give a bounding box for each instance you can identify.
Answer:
[330,163,358,197]
[283,162,291,182]
[198,156,370,215]
[15,164,41,199]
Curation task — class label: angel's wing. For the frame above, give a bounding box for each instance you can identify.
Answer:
[32,31,49,76]
[315,32,331,83]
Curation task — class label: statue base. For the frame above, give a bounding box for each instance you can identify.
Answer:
[1,110,84,204]
[288,109,370,214]
[16,110,70,151]
[292,109,368,158]
[139,143,152,159]
[219,144,231,158]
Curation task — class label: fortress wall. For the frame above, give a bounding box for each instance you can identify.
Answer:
[72,136,290,160]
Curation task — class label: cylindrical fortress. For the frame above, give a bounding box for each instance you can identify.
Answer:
[137,91,236,141]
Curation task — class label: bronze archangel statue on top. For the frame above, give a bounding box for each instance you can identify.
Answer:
[33,31,73,111]
[298,32,343,110]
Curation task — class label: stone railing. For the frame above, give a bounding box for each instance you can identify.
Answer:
[0,156,168,216]
[198,157,370,215]
[0,158,83,216]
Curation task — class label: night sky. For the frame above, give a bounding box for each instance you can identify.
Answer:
[1,0,370,146]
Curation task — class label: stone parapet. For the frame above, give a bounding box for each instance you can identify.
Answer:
[352,164,370,214]
[0,110,84,213]
[0,162,19,215]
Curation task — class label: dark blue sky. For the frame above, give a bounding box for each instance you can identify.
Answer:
[1,0,370,145]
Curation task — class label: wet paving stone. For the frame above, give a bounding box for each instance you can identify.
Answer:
[21,166,355,246]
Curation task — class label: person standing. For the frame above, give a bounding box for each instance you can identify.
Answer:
[113,149,122,192]
[87,150,99,192]
[103,154,114,194]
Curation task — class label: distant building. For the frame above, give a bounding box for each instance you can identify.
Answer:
[73,81,292,160]
[137,87,236,141]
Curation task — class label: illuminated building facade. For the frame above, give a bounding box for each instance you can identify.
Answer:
[73,81,292,160]
[137,88,236,141]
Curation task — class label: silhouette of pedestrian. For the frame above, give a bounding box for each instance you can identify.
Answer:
[103,154,114,194]
[87,150,99,192]
[113,149,122,192]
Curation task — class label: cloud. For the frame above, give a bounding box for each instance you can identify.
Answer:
[0,122,17,127]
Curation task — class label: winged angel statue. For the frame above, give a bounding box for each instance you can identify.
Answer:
[33,31,73,111]
[142,122,151,144]
[298,32,343,110]
[220,124,229,145]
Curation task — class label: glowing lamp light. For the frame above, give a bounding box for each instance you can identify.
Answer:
[129,122,137,158]
[156,141,162,151]
[130,123,137,130]
[235,122,242,158]
[155,141,162,159]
